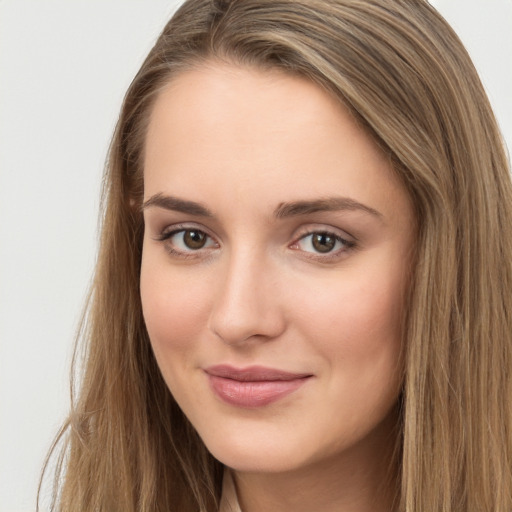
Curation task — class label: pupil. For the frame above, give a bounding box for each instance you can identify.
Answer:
[312,233,335,253]
[184,230,206,249]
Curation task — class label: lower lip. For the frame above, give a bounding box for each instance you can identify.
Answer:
[207,375,310,408]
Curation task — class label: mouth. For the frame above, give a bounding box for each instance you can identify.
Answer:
[204,365,313,408]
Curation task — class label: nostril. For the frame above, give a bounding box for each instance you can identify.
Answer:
[208,299,285,346]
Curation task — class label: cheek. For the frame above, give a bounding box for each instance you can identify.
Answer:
[296,263,405,375]
[140,258,212,357]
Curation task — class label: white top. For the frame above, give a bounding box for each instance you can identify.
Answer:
[219,469,242,512]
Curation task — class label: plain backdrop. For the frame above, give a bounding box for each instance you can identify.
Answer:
[0,1,510,511]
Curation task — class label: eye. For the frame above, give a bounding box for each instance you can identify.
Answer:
[294,231,354,255]
[159,228,217,253]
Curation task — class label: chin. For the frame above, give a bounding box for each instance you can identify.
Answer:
[193,402,400,477]
[212,447,306,474]
[200,429,310,474]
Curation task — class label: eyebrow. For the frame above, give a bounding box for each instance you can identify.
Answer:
[142,193,382,219]
[274,197,382,219]
[142,193,213,217]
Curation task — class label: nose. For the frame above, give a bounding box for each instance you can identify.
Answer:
[208,250,286,346]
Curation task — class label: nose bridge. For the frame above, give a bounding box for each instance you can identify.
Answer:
[208,245,284,345]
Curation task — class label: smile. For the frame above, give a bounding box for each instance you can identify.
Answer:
[204,365,312,408]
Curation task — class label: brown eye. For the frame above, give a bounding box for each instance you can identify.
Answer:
[294,230,354,257]
[161,228,217,254]
[183,230,207,249]
[311,233,337,253]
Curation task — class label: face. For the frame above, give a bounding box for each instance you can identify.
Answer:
[140,63,415,476]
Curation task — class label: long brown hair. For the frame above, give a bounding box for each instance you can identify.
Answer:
[41,1,512,510]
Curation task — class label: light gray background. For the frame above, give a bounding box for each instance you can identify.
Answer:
[0,1,510,511]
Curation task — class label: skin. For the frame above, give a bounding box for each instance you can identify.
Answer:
[140,62,416,512]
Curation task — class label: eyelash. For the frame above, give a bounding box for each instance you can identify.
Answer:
[156,225,218,260]
[155,225,356,261]
[291,231,356,261]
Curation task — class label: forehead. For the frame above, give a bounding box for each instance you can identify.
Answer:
[143,62,411,224]
[144,63,353,165]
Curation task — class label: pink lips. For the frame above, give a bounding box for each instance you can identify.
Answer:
[205,365,312,408]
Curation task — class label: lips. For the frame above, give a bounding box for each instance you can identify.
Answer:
[204,365,312,408]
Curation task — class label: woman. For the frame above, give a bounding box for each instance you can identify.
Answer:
[41,0,512,510]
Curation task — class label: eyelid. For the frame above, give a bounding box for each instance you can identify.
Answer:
[155,222,216,241]
[292,223,356,243]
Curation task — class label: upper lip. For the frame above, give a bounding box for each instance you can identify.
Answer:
[204,364,312,382]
